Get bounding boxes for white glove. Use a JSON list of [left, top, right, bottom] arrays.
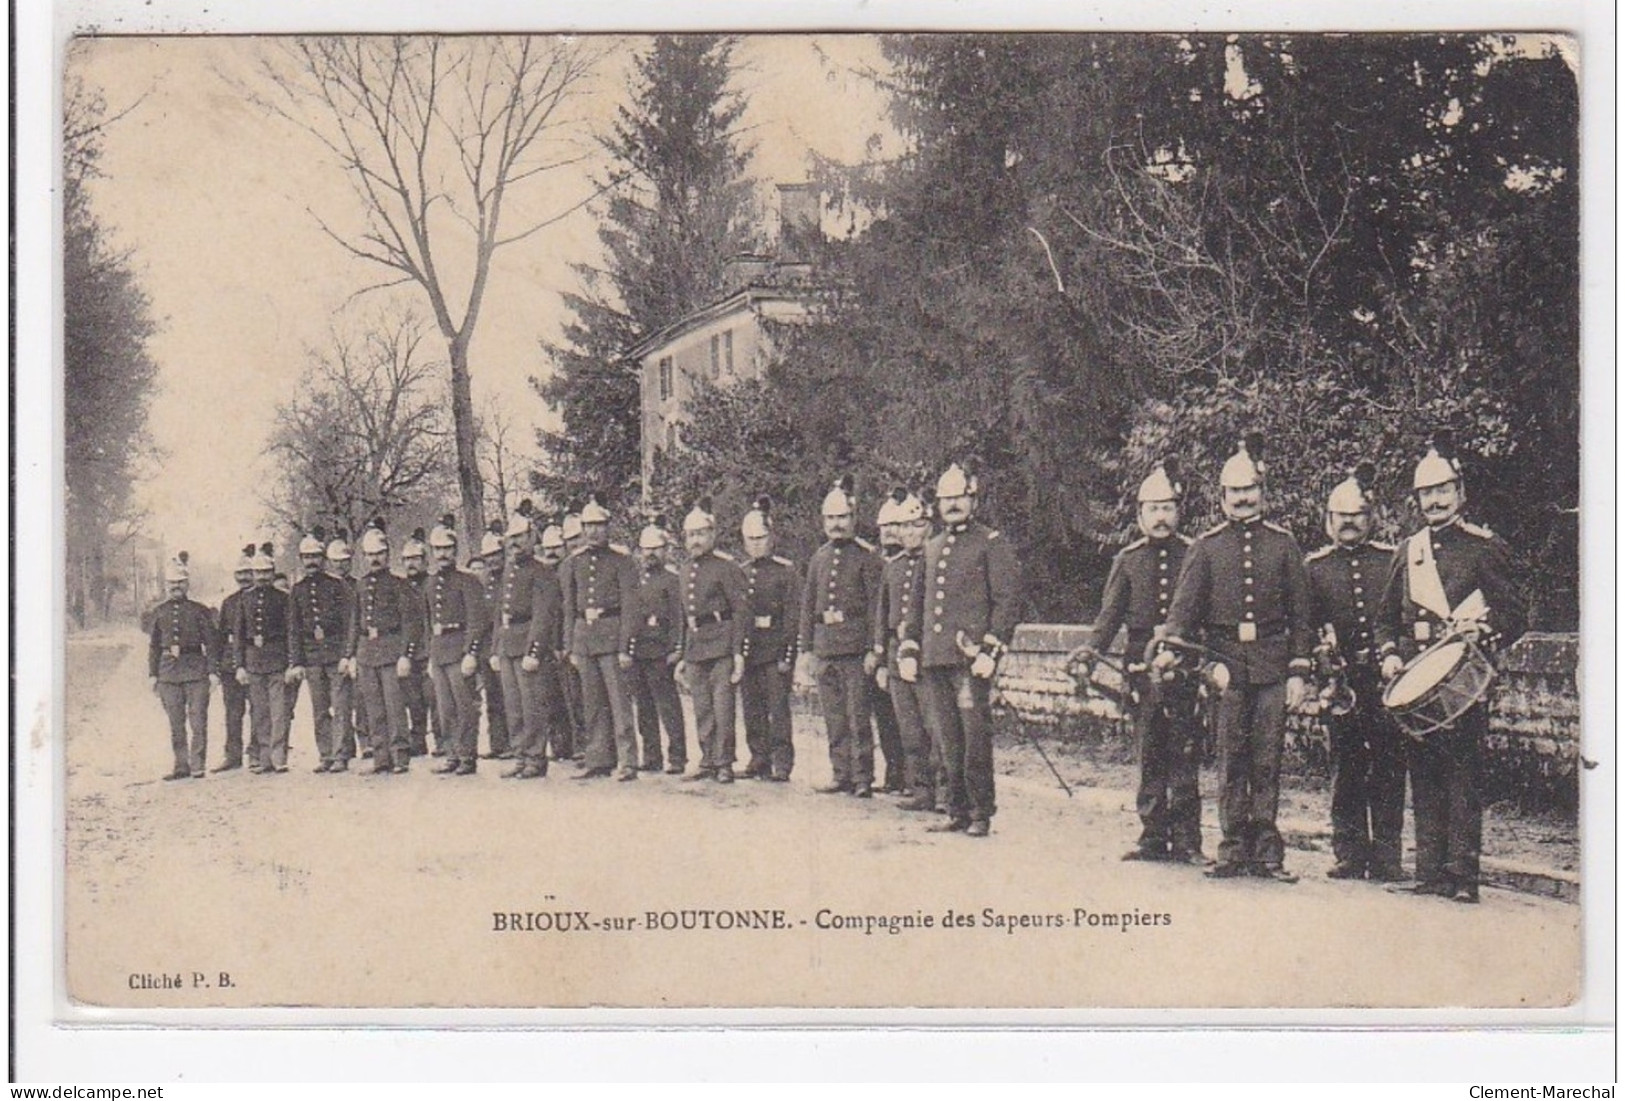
[[208, 673, 221, 689], [970, 651, 997, 680], [730, 654, 745, 685], [862, 651, 880, 678], [1285, 676, 1307, 712], [489, 654, 501, 673], [460, 654, 477, 678], [234, 667, 249, 687], [1381, 654, 1404, 680], [898, 655, 918, 683], [521, 654, 540, 674], [1151, 649, 1179, 674], [285, 666, 305, 685], [395, 656, 411, 679], [617, 653, 634, 671], [875, 666, 890, 691]]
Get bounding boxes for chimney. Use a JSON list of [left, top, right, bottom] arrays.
[[776, 183, 821, 260], [721, 253, 773, 292]]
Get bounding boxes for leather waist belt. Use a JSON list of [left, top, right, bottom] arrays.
[[432, 623, 464, 634], [364, 627, 401, 639], [166, 644, 204, 656], [1207, 621, 1286, 642], [579, 607, 621, 622], [688, 611, 732, 629], [500, 615, 531, 627]]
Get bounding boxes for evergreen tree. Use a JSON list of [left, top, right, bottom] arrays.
[[533, 35, 758, 508]]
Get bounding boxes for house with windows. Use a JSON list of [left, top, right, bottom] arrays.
[[630, 183, 823, 497]]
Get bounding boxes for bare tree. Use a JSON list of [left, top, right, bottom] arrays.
[[256, 36, 607, 541], [474, 393, 526, 524], [263, 309, 456, 539]]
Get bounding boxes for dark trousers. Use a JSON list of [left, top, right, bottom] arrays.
[[1408, 702, 1487, 886], [356, 663, 410, 769], [886, 666, 933, 799], [871, 677, 904, 787], [402, 659, 434, 755], [817, 655, 873, 787], [479, 660, 510, 755], [246, 672, 289, 770], [561, 663, 586, 758], [1328, 672, 1407, 872], [1214, 680, 1287, 867], [741, 661, 794, 778], [304, 663, 353, 764], [921, 665, 996, 822], [687, 655, 737, 772], [1129, 675, 1203, 856], [157, 679, 209, 775], [220, 675, 247, 766], [498, 655, 554, 770], [630, 656, 687, 769], [429, 660, 478, 766]]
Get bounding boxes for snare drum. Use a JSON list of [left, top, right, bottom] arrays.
[[1381, 636, 1497, 740]]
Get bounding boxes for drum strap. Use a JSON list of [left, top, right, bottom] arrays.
[[1405, 531, 1452, 620]]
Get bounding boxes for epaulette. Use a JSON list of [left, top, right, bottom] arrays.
[[987, 529, 1003, 540], [1177, 533, 1194, 546], [1304, 545, 1335, 563], [1369, 540, 1396, 553], [855, 537, 876, 552], [1459, 521, 1494, 539], [1122, 536, 1149, 553], [1263, 520, 1293, 536], [771, 554, 793, 567], [610, 542, 630, 555], [1199, 522, 1228, 539], [664, 564, 680, 576], [713, 549, 736, 562]]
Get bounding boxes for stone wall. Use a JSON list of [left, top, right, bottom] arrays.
[[992, 624, 1581, 816]]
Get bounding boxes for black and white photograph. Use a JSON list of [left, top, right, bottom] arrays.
[[19, 2, 1611, 1073]]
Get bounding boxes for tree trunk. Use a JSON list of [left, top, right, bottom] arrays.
[[449, 342, 485, 544]]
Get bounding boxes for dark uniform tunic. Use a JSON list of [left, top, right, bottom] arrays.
[[289, 570, 358, 767], [741, 553, 801, 780], [682, 550, 749, 774], [348, 569, 425, 771], [874, 546, 933, 800], [917, 520, 1021, 826], [869, 548, 907, 791], [402, 571, 436, 755], [424, 567, 491, 768], [216, 585, 252, 767], [1090, 533, 1201, 857], [1305, 539, 1405, 876], [149, 595, 220, 777], [626, 563, 687, 771], [494, 557, 565, 771], [561, 543, 639, 773], [1376, 517, 1524, 891], [800, 537, 884, 789], [231, 583, 294, 771], [1166, 517, 1313, 869]]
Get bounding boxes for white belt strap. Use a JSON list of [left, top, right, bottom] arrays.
[[1405, 530, 1452, 619]]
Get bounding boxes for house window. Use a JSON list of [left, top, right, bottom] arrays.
[[658, 356, 673, 401], [724, 329, 734, 375], [709, 334, 721, 379]]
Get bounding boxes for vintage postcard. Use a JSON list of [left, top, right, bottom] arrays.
[[47, 22, 1596, 1027]]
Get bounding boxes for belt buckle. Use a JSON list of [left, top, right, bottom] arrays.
[[647, 615, 659, 628], [253, 635, 264, 648], [1414, 621, 1431, 642], [755, 615, 773, 629], [433, 624, 444, 636], [502, 614, 511, 628], [585, 608, 602, 623], [169, 645, 181, 658], [1237, 622, 1257, 643], [313, 625, 324, 642], [823, 609, 844, 625], [688, 616, 700, 631], [368, 627, 379, 639]]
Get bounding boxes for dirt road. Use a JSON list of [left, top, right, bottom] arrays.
[[66, 630, 1581, 1011]]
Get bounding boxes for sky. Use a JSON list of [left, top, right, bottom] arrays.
[[70, 34, 899, 579]]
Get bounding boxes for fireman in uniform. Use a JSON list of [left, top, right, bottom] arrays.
[[536, 520, 575, 763], [475, 521, 512, 761], [347, 521, 425, 774], [231, 542, 293, 774], [421, 516, 490, 775], [626, 519, 688, 774], [738, 498, 800, 783], [556, 512, 589, 762], [868, 504, 907, 793], [289, 526, 358, 773], [1072, 459, 1203, 862], [677, 499, 749, 783], [491, 503, 564, 779], [1377, 433, 1525, 903], [561, 497, 639, 781], [800, 476, 884, 797], [324, 530, 363, 766], [400, 530, 436, 757], [1304, 463, 1406, 881], [148, 552, 220, 780], [916, 463, 1020, 837], [871, 488, 936, 811], [1163, 435, 1313, 881], [213, 549, 255, 771]]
